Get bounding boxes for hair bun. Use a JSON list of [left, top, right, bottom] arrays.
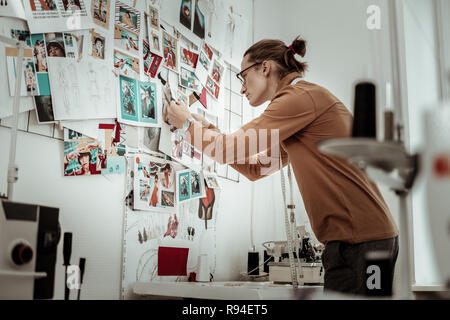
[[291, 37, 306, 57]]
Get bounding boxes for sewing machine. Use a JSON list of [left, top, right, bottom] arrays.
[[264, 226, 324, 285], [0, 199, 60, 299]]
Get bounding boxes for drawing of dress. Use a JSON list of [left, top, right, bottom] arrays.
[[88, 63, 101, 114], [58, 66, 71, 115], [150, 184, 158, 206]]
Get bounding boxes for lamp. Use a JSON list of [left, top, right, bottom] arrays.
[[0, 2, 27, 200]]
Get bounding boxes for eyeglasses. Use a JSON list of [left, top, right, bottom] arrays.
[[236, 62, 262, 86]]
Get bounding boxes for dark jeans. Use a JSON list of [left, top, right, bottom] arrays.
[[322, 236, 399, 296]]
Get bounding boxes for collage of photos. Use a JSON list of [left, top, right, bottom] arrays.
[[194, 41, 223, 100], [118, 75, 159, 127], [114, 1, 141, 61], [176, 169, 206, 203], [134, 155, 176, 213], [147, 5, 162, 55]]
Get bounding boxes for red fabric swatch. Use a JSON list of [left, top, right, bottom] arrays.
[[157, 246, 189, 276]]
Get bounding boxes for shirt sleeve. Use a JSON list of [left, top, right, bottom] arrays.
[[185, 86, 316, 179]]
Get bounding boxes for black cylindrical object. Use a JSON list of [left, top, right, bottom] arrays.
[[352, 82, 377, 138], [364, 250, 393, 296], [263, 250, 274, 274], [63, 233, 72, 266], [247, 251, 260, 276]]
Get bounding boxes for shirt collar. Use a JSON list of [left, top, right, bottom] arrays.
[[272, 72, 303, 100]]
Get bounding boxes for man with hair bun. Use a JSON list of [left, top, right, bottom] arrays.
[[166, 36, 399, 295]]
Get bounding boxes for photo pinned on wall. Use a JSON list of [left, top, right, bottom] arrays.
[[45, 32, 84, 60], [118, 75, 160, 127], [198, 50, 210, 70], [114, 49, 140, 78], [23, 0, 91, 34], [90, 30, 106, 60], [179, 45, 198, 71], [162, 30, 178, 73], [149, 29, 162, 55], [114, 24, 139, 57], [176, 169, 205, 203], [179, 67, 199, 91], [211, 59, 224, 84], [205, 75, 219, 100], [34, 95, 55, 124], [202, 42, 213, 61], [63, 129, 102, 176], [92, 0, 111, 29], [142, 127, 162, 154], [143, 40, 163, 78], [193, 0, 205, 39], [133, 154, 177, 213], [63, 127, 125, 177], [115, 0, 141, 34], [176, 90, 188, 106], [96, 122, 127, 174], [6, 47, 40, 97], [148, 5, 159, 30], [203, 171, 221, 189], [179, 0, 193, 31]]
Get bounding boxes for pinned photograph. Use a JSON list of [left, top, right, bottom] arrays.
[[179, 0, 192, 30], [150, 29, 161, 55], [162, 31, 178, 73], [34, 95, 55, 123], [29, 34, 48, 72], [62, 0, 82, 11], [176, 169, 206, 203], [190, 170, 202, 197], [180, 67, 199, 91], [149, 5, 159, 30], [139, 82, 157, 124], [204, 172, 221, 189], [193, 1, 205, 39], [211, 59, 224, 84], [180, 45, 199, 70], [206, 75, 220, 99], [143, 127, 161, 153], [178, 171, 190, 202], [203, 42, 213, 60], [64, 130, 102, 176], [198, 51, 210, 70], [92, 0, 110, 29], [148, 52, 163, 78], [115, 0, 141, 34], [114, 25, 139, 56], [91, 31, 106, 60], [120, 75, 138, 122], [114, 49, 140, 77], [45, 33, 67, 57]]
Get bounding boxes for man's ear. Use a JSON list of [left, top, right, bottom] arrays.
[[261, 60, 271, 77]]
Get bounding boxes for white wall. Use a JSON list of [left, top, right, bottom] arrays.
[[401, 0, 443, 286]]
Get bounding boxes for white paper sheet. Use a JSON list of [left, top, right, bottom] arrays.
[[47, 57, 117, 120], [22, 0, 94, 34]]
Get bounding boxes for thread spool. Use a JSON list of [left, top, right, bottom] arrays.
[[247, 251, 259, 276], [352, 82, 377, 138], [196, 254, 209, 282]]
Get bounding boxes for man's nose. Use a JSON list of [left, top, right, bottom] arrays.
[[240, 85, 246, 95]]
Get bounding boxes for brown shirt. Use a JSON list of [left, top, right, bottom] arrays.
[[187, 72, 399, 244]]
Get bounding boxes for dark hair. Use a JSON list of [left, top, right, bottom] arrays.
[[77, 152, 91, 165], [243, 36, 308, 78], [47, 42, 66, 56]]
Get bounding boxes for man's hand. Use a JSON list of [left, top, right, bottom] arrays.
[[167, 100, 192, 129]]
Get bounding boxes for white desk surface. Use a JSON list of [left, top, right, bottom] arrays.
[[133, 281, 324, 300]]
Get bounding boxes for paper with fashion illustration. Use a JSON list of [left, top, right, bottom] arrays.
[[162, 30, 178, 73], [113, 49, 140, 78], [118, 75, 161, 127], [22, 0, 93, 34], [176, 168, 206, 204], [47, 58, 116, 120], [134, 154, 177, 213], [63, 127, 125, 177], [203, 171, 220, 189]]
